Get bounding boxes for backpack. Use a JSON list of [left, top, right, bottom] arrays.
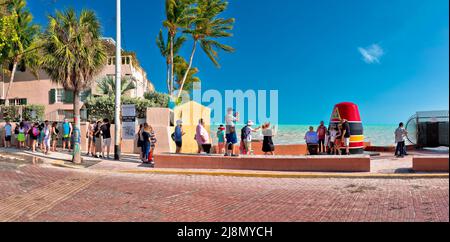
[[32, 127, 39, 137], [241, 126, 251, 141]]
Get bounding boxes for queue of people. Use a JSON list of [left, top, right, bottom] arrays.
[[1, 118, 112, 159], [136, 123, 157, 165]]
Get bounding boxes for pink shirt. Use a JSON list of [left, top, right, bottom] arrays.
[[196, 124, 210, 145]]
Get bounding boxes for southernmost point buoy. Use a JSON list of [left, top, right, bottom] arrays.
[[330, 102, 365, 154]]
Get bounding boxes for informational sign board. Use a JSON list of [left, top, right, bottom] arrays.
[[122, 105, 136, 140]]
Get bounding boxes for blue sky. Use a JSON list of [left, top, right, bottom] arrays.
[[28, 0, 449, 124]]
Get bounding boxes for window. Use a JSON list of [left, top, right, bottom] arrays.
[[56, 89, 64, 103], [6, 98, 27, 106]]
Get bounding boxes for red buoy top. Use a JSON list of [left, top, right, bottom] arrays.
[[330, 102, 362, 123]]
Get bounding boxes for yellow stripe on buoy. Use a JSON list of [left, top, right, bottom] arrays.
[[350, 135, 364, 142]]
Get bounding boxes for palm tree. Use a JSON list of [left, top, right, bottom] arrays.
[[177, 0, 235, 99], [163, 0, 195, 96], [173, 55, 200, 92], [41, 9, 106, 164], [156, 29, 185, 94], [2, 0, 40, 105], [97, 76, 136, 96]]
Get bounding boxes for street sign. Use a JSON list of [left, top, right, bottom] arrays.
[[122, 105, 136, 140]]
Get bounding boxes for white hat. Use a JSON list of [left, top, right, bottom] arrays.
[[247, 120, 254, 126], [176, 120, 183, 125]]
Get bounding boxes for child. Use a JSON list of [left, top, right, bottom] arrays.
[[324, 127, 331, 154], [17, 122, 26, 149], [216, 125, 226, 154]]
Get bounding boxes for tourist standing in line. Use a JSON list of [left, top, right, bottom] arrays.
[[216, 125, 226, 154], [94, 120, 103, 158], [196, 119, 211, 154], [225, 108, 239, 157], [23, 119, 31, 149], [335, 124, 343, 155], [341, 119, 351, 155], [38, 123, 45, 151], [149, 125, 157, 163], [241, 120, 260, 155], [174, 120, 185, 153], [14, 123, 20, 148], [317, 121, 327, 154], [43, 121, 51, 155], [324, 127, 331, 154], [395, 122, 408, 158], [136, 124, 144, 160], [29, 123, 40, 153], [3, 120, 13, 148], [141, 123, 151, 163], [329, 126, 339, 155], [101, 118, 112, 159], [86, 120, 95, 156], [51, 122, 59, 152], [305, 126, 319, 155], [62, 119, 73, 152], [262, 123, 276, 156], [17, 122, 26, 149]]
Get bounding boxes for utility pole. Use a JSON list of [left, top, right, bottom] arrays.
[[114, 0, 122, 161]]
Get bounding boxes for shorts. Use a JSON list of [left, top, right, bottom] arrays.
[[226, 132, 238, 145], [102, 138, 111, 148], [44, 138, 51, 148], [344, 138, 350, 147], [175, 141, 182, 148], [243, 141, 252, 152], [63, 134, 70, 142], [5, 136, 11, 142]]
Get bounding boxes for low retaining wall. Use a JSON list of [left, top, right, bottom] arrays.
[[154, 154, 371, 172], [413, 156, 449, 172]]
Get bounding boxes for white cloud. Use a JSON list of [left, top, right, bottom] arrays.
[[358, 44, 385, 64]]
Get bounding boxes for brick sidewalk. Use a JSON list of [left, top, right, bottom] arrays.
[[0, 160, 448, 222]]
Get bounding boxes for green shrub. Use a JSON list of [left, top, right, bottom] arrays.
[[85, 93, 169, 122], [0, 104, 45, 122]]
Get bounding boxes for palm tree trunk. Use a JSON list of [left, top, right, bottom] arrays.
[[166, 61, 171, 94], [72, 90, 82, 164], [177, 40, 197, 99], [169, 34, 175, 97], [4, 60, 18, 106]]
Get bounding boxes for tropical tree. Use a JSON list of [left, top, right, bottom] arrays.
[[2, 0, 40, 105], [173, 55, 200, 92], [177, 0, 235, 99], [163, 0, 195, 96], [97, 76, 136, 96], [41, 9, 106, 164], [156, 29, 185, 94]]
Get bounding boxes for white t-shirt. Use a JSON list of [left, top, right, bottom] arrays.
[[330, 130, 338, 143]]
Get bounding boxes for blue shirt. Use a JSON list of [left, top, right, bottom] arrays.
[[305, 131, 319, 144], [4, 124, 12, 136], [174, 126, 183, 142], [63, 122, 71, 135]]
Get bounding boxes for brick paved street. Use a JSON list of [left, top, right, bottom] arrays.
[[0, 156, 448, 222]]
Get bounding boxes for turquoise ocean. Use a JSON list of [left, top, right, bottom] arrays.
[[210, 124, 400, 146]]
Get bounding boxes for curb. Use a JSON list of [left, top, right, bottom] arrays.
[[117, 169, 450, 179]]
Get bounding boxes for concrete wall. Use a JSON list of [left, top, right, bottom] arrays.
[[413, 156, 449, 172], [155, 154, 371, 172], [174, 101, 211, 154]]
